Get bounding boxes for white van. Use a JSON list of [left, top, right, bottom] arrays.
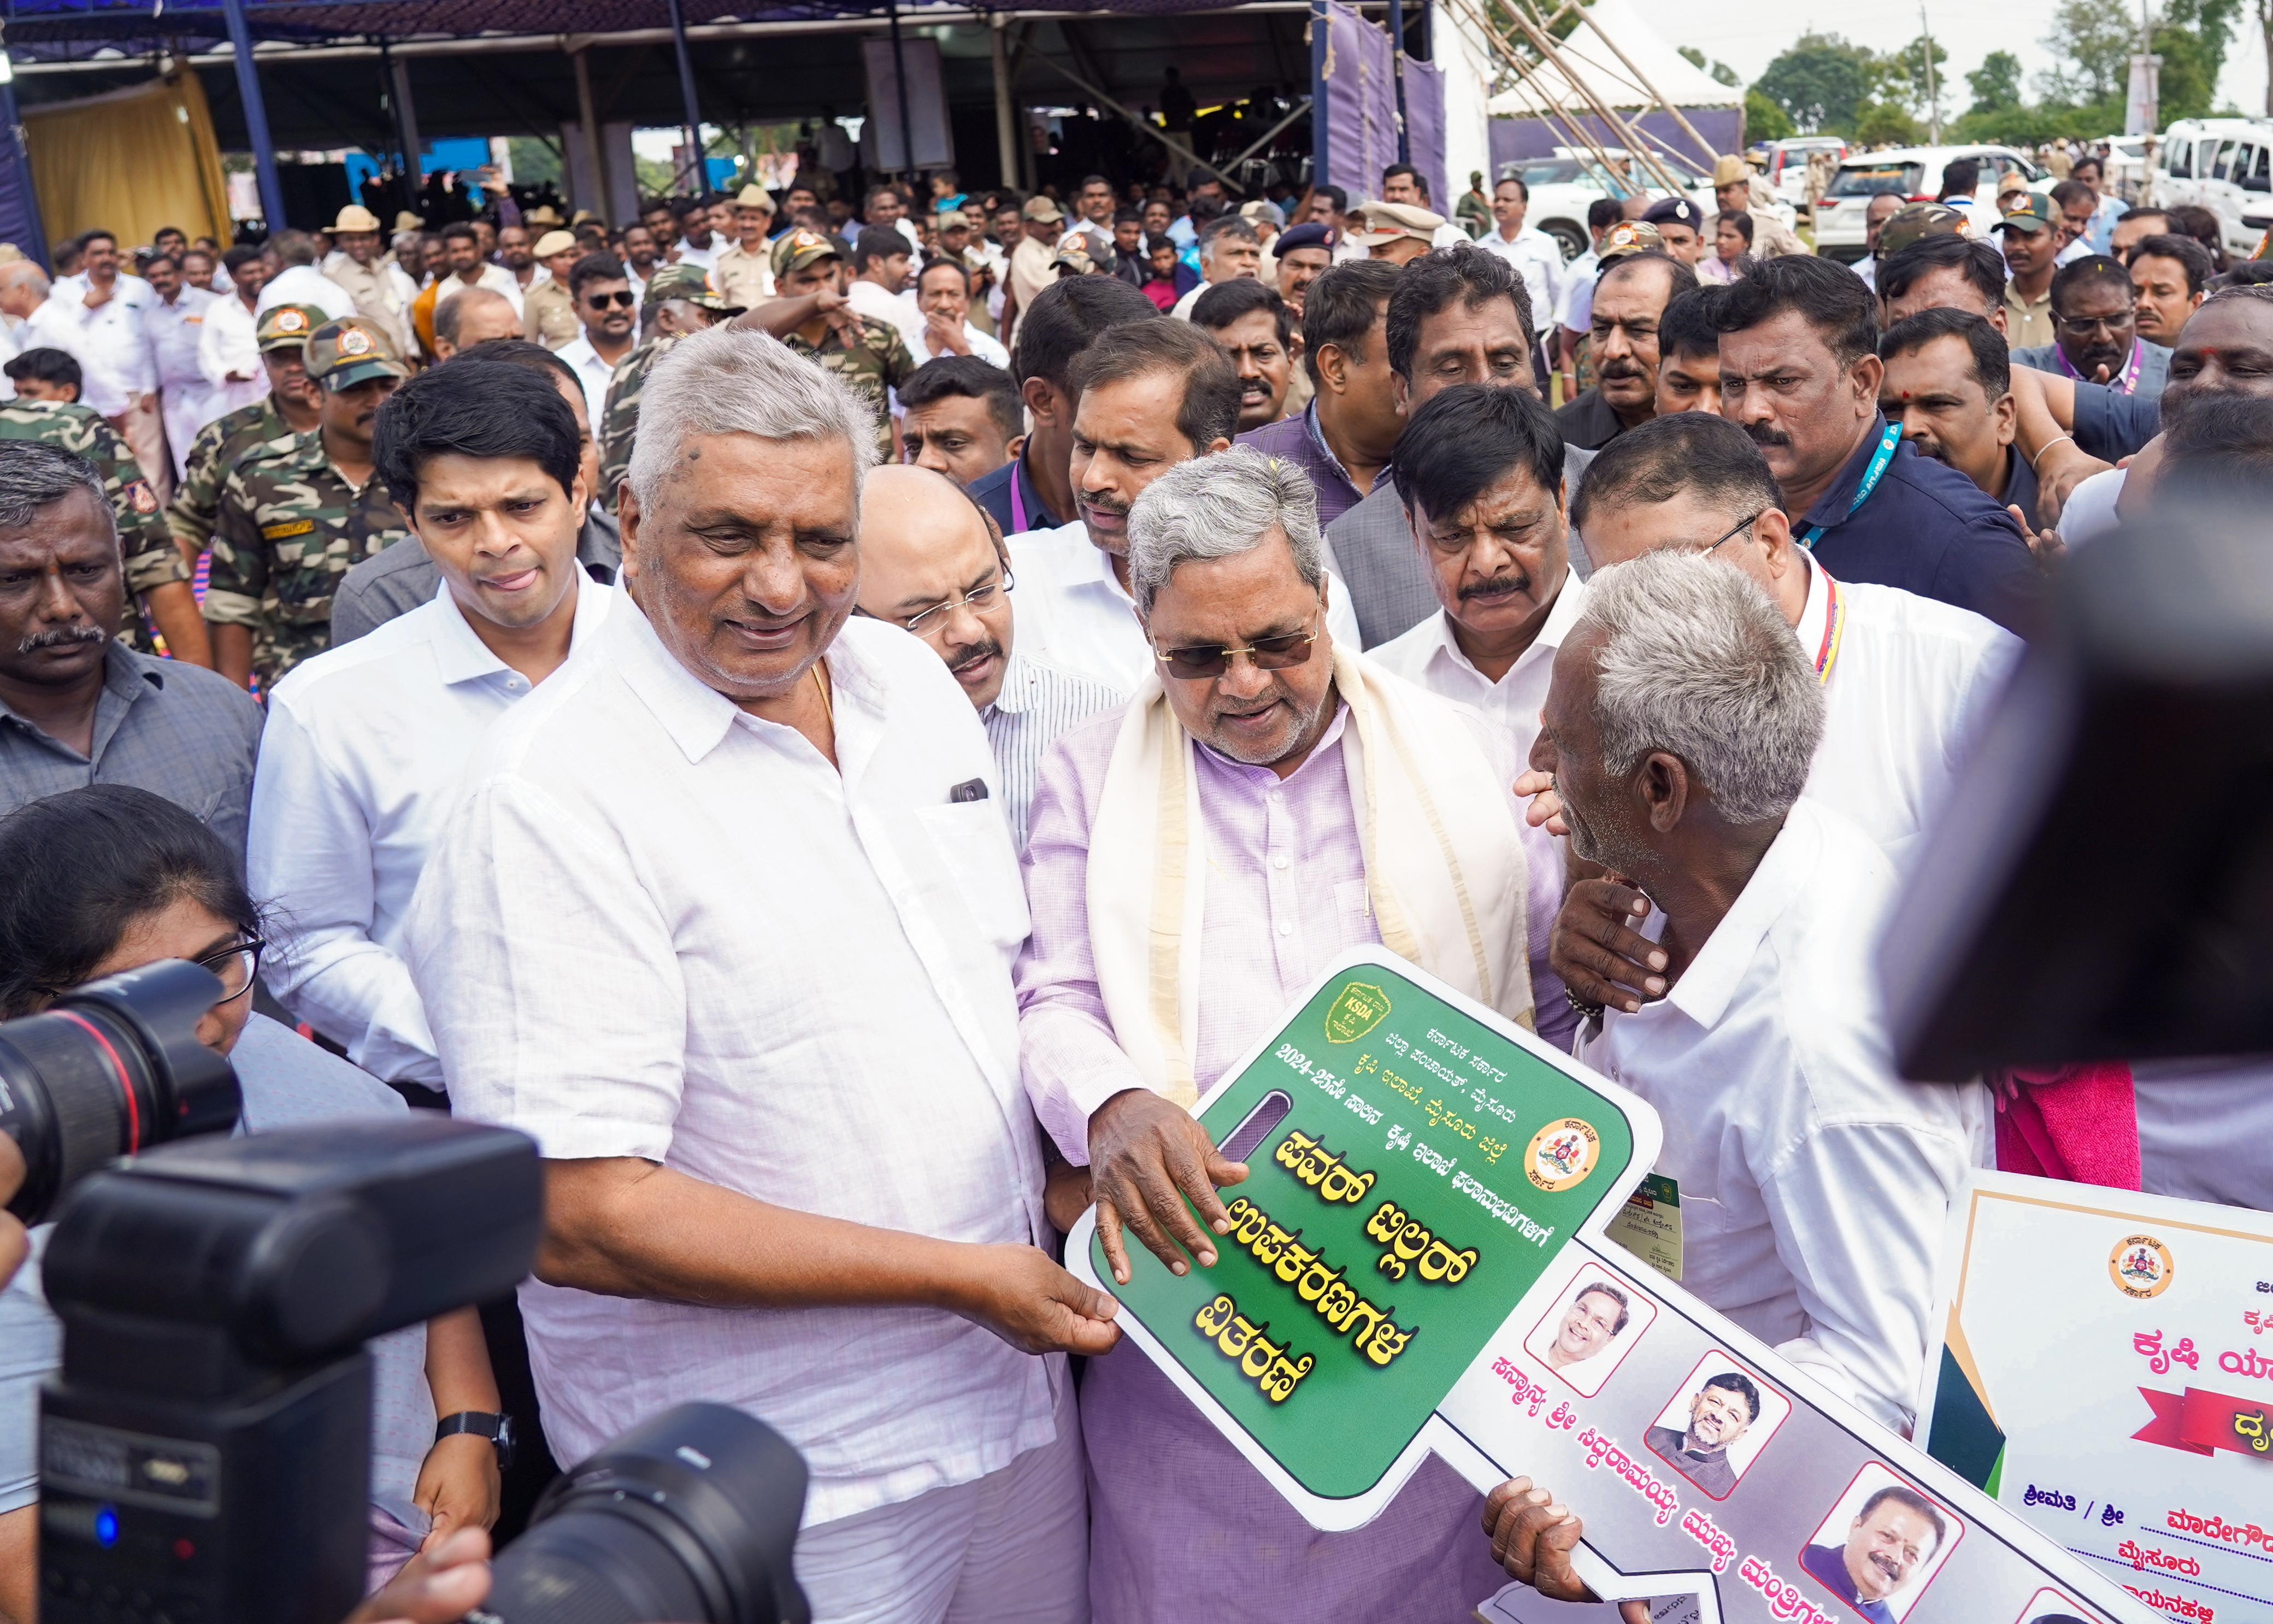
[[2152, 117, 2273, 256], [1812, 145, 2046, 261]]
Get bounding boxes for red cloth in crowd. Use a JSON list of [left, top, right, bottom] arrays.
[[1994, 1060, 2141, 1190]]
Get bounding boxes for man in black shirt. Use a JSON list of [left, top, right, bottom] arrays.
[[1710, 255, 2044, 636]]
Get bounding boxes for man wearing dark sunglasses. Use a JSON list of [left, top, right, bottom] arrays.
[[559, 252, 638, 427], [1018, 445, 1569, 1624]]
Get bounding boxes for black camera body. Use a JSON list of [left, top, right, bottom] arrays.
[[38, 1117, 544, 1624]]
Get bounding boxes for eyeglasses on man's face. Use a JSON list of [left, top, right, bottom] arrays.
[[1151, 617, 1321, 681], [868, 572, 1013, 639]]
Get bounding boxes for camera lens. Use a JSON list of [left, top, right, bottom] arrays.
[[0, 960, 241, 1223], [484, 1403, 810, 1624]]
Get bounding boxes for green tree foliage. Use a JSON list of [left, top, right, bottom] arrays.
[[1744, 86, 1797, 143], [1854, 101, 1925, 146], [505, 138, 563, 189], [1756, 32, 1875, 133], [1888, 33, 1951, 123], [1966, 50, 2027, 113], [1677, 44, 1744, 87], [2035, 0, 2135, 105]]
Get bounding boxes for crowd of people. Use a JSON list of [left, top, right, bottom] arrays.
[[0, 138, 2260, 1624]]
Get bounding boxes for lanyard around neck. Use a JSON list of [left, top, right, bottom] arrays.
[[1797, 422, 1902, 551]]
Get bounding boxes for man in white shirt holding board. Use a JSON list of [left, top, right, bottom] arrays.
[[405, 327, 1118, 1623], [248, 358, 612, 1100]]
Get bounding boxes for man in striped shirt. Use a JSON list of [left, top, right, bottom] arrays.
[[855, 464, 1123, 847]]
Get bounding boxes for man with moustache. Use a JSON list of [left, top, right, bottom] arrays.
[[1324, 246, 1597, 647], [1879, 309, 2040, 531], [1877, 232, 2009, 334], [2012, 255, 2170, 397], [1709, 255, 2041, 635], [1801, 1487, 1948, 1624], [1371, 384, 1587, 771], [1236, 260, 1402, 526], [1644, 1371, 1760, 1498], [900, 357, 1026, 490], [853, 464, 1121, 847], [1558, 252, 1699, 450], [968, 275, 1158, 538], [203, 317, 414, 687], [1271, 221, 1335, 316], [1008, 319, 1358, 689], [2128, 234, 2210, 349], [1191, 280, 1298, 431]]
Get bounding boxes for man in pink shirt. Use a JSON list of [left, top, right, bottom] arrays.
[[1016, 446, 1571, 1621]]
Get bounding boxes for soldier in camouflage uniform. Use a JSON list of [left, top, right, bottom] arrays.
[[0, 370, 203, 662], [167, 303, 326, 560], [760, 228, 916, 461], [203, 317, 413, 687], [595, 262, 743, 512]]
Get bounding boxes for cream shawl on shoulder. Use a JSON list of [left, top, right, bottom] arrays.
[[1087, 645, 1535, 1107]]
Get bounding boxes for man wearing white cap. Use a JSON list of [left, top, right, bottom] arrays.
[[521, 230, 582, 350], [713, 185, 778, 311], [1351, 201, 1444, 267], [321, 205, 413, 357]]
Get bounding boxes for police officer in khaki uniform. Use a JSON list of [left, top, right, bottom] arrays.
[[203, 317, 413, 687], [595, 263, 743, 511], [321, 205, 415, 357], [713, 184, 779, 312], [749, 228, 916, 462], [522, 230, 584, 351]]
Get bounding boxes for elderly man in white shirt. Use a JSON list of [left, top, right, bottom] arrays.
[[250, 359, 611, 1099], [1477, 176, 1565, 356], [853, 464, 1122, 849], [1019, 447, 1569, 1623], [254, 230, 358, 323], [1370, 384, 1587, 763], [0, 264, 79, 402], [1010, 320, 1358, 690], [907, 258, 1011, 369], [1535, 550, 1987, 1423], [1529, 412, 2021, 1034], [404, 326, 1118, 1624]]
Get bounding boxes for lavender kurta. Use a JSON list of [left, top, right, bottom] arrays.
[[1016, 700, 1573, 1623]]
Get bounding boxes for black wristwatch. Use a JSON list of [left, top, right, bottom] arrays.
[[435, 1410, 516, 1471]]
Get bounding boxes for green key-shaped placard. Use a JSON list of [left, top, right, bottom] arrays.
[[1075, 950, 1650, 1522]]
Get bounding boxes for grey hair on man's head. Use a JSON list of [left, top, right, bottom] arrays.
[[627, 325, 879, 515], [1126, 447, 1323, 615], [0, 442, 111, 535], [0, 262, 50, 299], [1574, 550, 1822, 826]]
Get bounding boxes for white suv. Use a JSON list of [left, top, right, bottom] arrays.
[[1812, 145, 2047, 262], [2152, 117, 2273, 257], [1498, 148, 1718, 262]]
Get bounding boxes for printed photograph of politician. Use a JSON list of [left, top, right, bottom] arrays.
[[1522, 1261, 1659, 1397], [2010, 1588, 2100, 1624], [1798, 1463, 1965, 1624], [1642, 1350, 1791, 1499]]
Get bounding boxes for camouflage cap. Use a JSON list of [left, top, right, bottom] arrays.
[[256, 303, 328, 353], [645, 261, 745, 313], [770, 228, 843, 281], [305, 316, 411, 390], [1881, 202, 1970, 256], [1595, 220, 1664, 264]]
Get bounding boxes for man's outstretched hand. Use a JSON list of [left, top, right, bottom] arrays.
[[1483, 1478, 1594, 1599], [1086, 1088, 1249, 1285]]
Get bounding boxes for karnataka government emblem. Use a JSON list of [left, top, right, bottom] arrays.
[[338, 327, 374, 357], [1323, 982, 1390, 1045], [2110, 1233, 2175, 1299], [1526, 1118, 1600, 1193], [275, 310, 308, 332]]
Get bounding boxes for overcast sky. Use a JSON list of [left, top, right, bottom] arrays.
[[1623, 0, 2267, 130]]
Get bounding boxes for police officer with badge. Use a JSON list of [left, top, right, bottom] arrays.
[[594, 262, 743, 513], [0, 356, 206, 665], [749, 227, 917, 461], [168, 303, 327, 564], [203, 317, 412, 688]]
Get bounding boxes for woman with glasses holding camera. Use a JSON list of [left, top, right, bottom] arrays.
[[0, 784, 507, 1617]]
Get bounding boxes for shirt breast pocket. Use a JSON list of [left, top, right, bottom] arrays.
[[914, 799, 1030, 950]]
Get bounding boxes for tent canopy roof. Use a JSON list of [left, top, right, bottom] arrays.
[[1486, 0, 1741, 117]]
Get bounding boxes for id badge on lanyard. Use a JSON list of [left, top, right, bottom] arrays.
[[1797, 422, 1902, 551]]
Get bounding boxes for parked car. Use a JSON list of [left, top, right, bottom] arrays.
[[1753, 137, 1850, 204], [1812, 145, 2047, 262], [1498, 147, 1717, 261], [2151, 117, 2273, 256]]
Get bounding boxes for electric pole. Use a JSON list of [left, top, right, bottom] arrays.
[[1919, 3, 1941, 144]]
